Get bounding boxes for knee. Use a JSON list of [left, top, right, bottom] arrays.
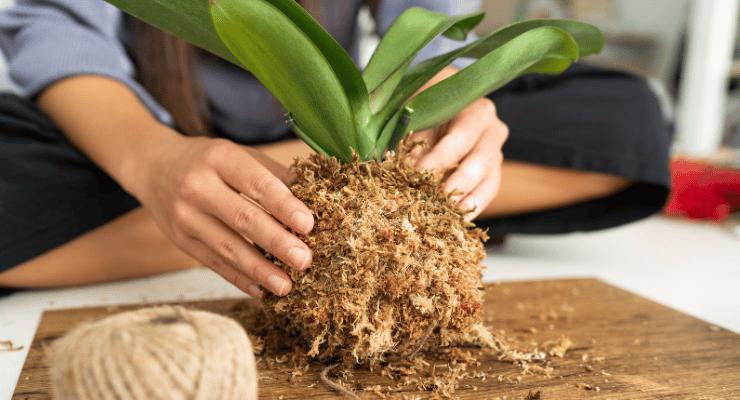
[[599, 75, 672, 185], [625, 76, 667, 130]]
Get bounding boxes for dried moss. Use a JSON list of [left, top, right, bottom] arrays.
[[262, 145, 492, 366], [525, 391, 542, 400], [0, 339, 23, 352]]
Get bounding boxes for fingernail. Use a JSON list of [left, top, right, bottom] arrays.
[[246, 284, 263, 298], [268, 274, 289, 296], [287, 246, 311, 270], [291, 211, 313, 234]]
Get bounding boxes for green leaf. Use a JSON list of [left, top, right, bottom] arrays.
[[367, 58, 412, 113], [372, 20, 602, 133], [363, 7, 484, 109], [286, 114, 330, 157], [259, 0, 372, 153], [407, 26, 579, 132], [210, 0, 357, 161], [463, 19, 603, 58], [371, 107, 409, 159], [107, 0, 371, 160], [105, 0, 602, 162], [104, 0, 238, 64]]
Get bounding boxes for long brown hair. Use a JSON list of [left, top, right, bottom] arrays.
[[131, 0, 379, 136], [131, 20, 209, 136]]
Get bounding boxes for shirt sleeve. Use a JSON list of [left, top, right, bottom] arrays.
[[0, 0, 171, 124], [376, 0, 482, 69]]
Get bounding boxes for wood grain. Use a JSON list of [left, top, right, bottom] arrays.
[[12, 279, 740, 399]]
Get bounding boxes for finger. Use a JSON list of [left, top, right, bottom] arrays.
[[245, 147, 295, 184], [416, 100, 494, 171], [444, 125, 505, 198], [407, 128, 438, 160], [212, 145, 314, 235], [180, 237, 264, 298], [459, 169, 502, 221], [199, 176, 312, 271], [183, 210, 293, 296]]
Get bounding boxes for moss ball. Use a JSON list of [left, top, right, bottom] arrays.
[[264, 149, 493, 365]]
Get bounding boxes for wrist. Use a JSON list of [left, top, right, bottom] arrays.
[[116, 123, 184, 200]]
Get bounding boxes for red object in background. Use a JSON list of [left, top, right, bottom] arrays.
[[664, 159, 740, 222]]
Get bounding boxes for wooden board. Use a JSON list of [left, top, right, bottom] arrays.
[[12, 278, 740, 399]]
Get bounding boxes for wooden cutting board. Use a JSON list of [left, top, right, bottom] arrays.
[[12, 278, 740, 399]]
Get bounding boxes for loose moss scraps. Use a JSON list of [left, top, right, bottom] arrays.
[[0, 339, 23, 352], [525, 391, 542, 399], [233, 293, 573, 399], [263, 146, 492, 366]]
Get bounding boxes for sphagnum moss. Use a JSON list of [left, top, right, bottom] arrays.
[[263, 144, 493, 367]]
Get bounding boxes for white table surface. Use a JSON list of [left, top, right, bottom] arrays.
[[1, 216, 738, 399]]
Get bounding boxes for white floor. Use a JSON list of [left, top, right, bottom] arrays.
[[0, 216, 738, 399]]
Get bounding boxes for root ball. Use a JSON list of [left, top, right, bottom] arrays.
[[264, 149, 491, 365]]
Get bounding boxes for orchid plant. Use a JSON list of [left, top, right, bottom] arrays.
[[106, 0, 603, 162]]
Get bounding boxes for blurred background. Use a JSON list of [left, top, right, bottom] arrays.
[[478, 0, 740, 159]]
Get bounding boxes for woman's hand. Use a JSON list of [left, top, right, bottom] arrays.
[[411, 97, 509, 220], [133, 133, 314, 298], [37, 76, 311, 297]]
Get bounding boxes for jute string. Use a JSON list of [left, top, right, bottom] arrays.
[[48, 306, 257, 400]]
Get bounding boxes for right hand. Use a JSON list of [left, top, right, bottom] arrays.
[[133, 134, 314, 298]]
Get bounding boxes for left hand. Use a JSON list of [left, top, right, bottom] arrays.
[[411, 97, 509, 220]]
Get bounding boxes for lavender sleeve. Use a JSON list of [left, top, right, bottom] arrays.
[[376, 0, 482, 68], [0, 0, 171, 124]]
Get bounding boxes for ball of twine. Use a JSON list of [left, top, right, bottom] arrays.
[[48, 306, 257, 400]]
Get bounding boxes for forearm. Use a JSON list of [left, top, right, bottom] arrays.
[[37, 75, 179, 198]]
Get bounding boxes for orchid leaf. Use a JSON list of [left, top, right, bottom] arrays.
[[364, 7, 484, 110], [406, 26, 580, 132], [372, 19, 604, 130], [258, 0, 372, 151], [104, 0, 603, 163], [104, 0, 237, 64], [465, 19, 603, 59], [210, 0, 356, 160]]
